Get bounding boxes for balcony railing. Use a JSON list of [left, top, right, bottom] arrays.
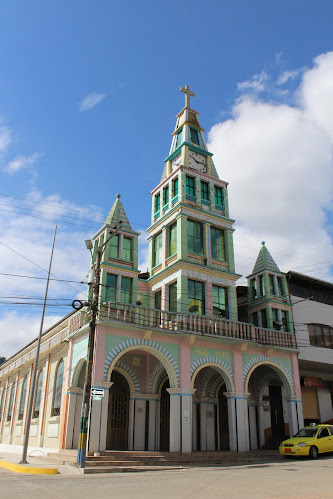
[[102, 302, 296, 349]]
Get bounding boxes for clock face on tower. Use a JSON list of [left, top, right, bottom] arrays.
[[188, 151, 206, 173]]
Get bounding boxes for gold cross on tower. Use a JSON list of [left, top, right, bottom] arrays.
[[180, 84, 195, 108]]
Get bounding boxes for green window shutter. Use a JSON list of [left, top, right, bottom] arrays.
[[121, 277, 132, 304], [168, 223, 177, 256], [110, 234, 119, 259], [188, 279, 205, 315], [153, 232, 163, 266], [211, 227, 225, 261], [154, 290, 161, 310], [123, 237, 132, 261], [175, 130, 182, 148], [187, 220, 203, 255], [190, 127, 200, 146], [214, 186, 223, 206], [163, 186, 169, 205], [201, 181, 209, 201], [155, 194, 160, 213], [169, 281, 178, 312], [172, 177, 178, 197], [212, 286, 229, 318], [106, 273, 117, 301], [186, 176, 195, 196]]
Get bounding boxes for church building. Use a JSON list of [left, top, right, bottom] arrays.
[[0, 86, 304, 456]]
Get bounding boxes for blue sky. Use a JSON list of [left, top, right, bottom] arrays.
[[1, 1, 333, 356]]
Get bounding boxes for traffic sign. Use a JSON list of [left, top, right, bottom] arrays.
[[91, 388, 104, 397]]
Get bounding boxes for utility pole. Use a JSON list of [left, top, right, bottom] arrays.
[[77, 222, 122, 468], [20, 226, 57, 464]]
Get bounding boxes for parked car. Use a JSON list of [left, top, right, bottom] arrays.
[[279, 424, 333, 458]]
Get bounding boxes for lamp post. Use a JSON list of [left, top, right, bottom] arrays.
[[77, 222, 122, 468]]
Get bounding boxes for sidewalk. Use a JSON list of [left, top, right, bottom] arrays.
[[0, 451, 80, 475]]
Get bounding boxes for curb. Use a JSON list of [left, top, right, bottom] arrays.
[[0, 459, 58, 475]]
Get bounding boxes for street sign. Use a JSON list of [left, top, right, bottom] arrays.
[[93, 396, 102, 401], [91, 388, 104, 397]]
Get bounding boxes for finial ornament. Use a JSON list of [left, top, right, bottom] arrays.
[[261, 241, 265, 246], [116, 194, 121, 199], [180, 84, 195, 108]]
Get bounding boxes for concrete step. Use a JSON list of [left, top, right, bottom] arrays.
[[81, 465, 185, 474]]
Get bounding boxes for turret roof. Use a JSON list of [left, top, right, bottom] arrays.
[[252, 241, 281, 274], [105, 194, 133, 232]]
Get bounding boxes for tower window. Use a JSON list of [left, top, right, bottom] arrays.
[[172, 177, 178, 197], [186, 176, 196, 197], [169, 281, 177, 313], [261, 309, 267, 328], [212, 286, 228, 319], [187, 220, 203, 255], [110, 234, 119, 259], [163, 185, 169, 206], [153, 232, 163, 267], [259, 275, 265, 296], [154, 193, 160, 214], [168, 223, 177, 256], [175, 130, 182, 149], [201, 181, 209, 201], [188, 280, 205, 315], [250, 279, 257, 299], [190, 128, 200, 146], [106, 274, 117, 302], [214, 186, 223, 207], [277, 277, 284, 297], [120, 277, 132, 304], [269, 275, 276, 295], [211, 227, 225, 261], [123, 237, 132, 261], [281, 310, 289, 332]]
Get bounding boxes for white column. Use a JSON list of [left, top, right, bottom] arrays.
[[64, 387, 82, 449], [148, 395, 159, 451], [273, 275, 278, 295], [99, 381, 112, 452], [192, 401, 197, 451], [224, 393, 237, 452], [181, 390, 195, 453], [116, 275, 121, 302], [167, 389, 181, 452], [88, 382, 112, 453], [286, 396, 302, 438], [200, 401, 207, 451], [132, 394, 147, 451]]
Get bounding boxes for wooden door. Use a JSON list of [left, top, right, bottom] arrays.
[[218, 384, 229, 450]]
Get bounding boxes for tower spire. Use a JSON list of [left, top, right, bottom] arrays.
[[180, 84, 195, 108]]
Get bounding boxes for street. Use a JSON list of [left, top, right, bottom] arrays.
[[0, 456, 333, 499]]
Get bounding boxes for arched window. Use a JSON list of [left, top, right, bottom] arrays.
[[34, 370, 43, 419], [77, 361, 86, 389], [18, 377, 28, 420], [7, 383, 15, 422], [52, 360, 64, 416]]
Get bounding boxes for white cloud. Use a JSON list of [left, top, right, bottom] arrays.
[[0, 191, 105, 356], [277, 69, 300, 85], [0, 126, 11, 153], [79, 92, 106, 111], [237, 70, 269, 93], [208, 51, 333, 285], [4, 152, 40, 174]]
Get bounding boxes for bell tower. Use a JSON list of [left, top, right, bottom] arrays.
[[147, 86, 240, 320]]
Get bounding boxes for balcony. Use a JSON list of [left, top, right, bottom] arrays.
[[101, 302, 296, 350]]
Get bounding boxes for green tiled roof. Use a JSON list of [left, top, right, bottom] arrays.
[[105, 194, 133, 232], [252, 242, 280, 274]]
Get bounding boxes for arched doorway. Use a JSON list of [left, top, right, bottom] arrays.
[[192, 366, 231, 451], [159, 378, 170, 451], [107, 371, 130, 450]]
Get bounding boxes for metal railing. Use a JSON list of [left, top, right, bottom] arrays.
[[102, 302, 296, 349]]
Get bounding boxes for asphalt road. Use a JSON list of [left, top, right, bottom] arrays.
[[1, 456, 333, 499]]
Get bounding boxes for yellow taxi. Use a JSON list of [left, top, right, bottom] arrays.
[[279, 424, 333, 458]]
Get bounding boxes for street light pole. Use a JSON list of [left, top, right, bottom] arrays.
[[77, 222, 122, 468]]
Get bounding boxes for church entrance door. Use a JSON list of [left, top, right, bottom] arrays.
[[107, 371, 130, 450], [159, 379, 170, 451], [269, 385, 284, 436]]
